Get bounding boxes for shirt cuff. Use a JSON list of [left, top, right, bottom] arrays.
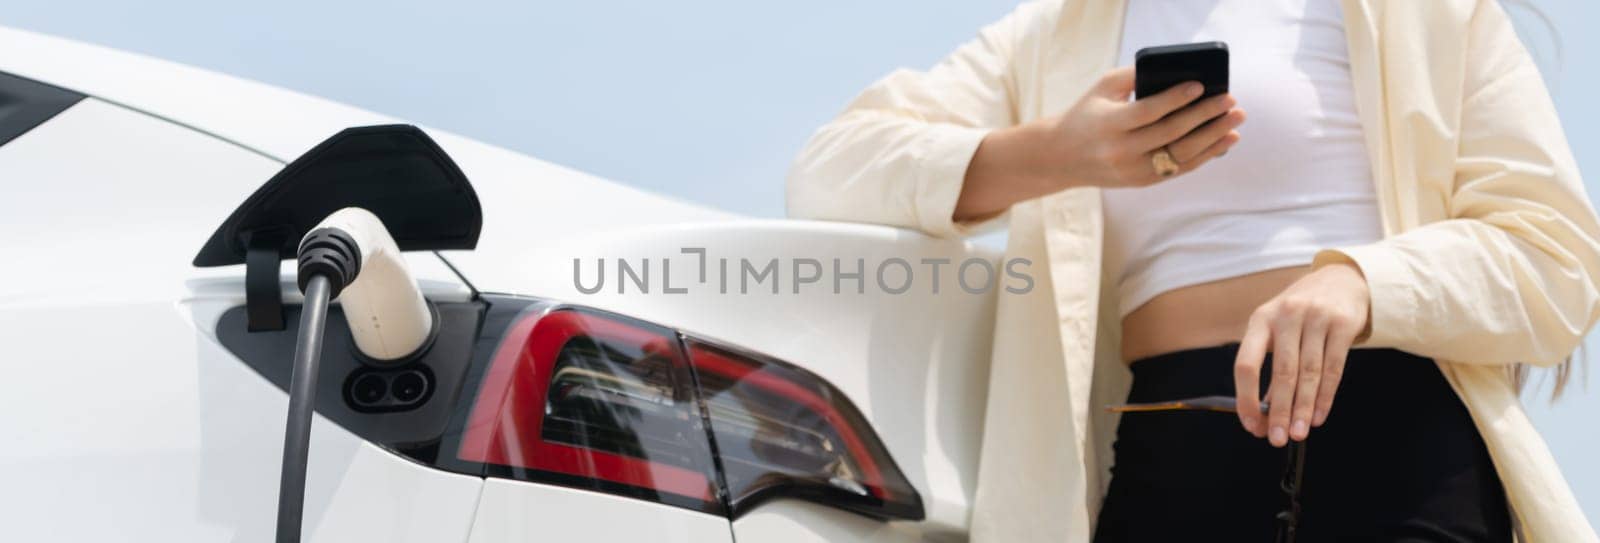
[[913, 123, 995, 238], [1312, 244, 1418, 350]]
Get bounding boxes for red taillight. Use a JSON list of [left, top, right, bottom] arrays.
[[456, 304, 922, 520], [686, 340, 921, 519], [458, 309, 720, 510]]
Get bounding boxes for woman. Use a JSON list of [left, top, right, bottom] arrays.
[[787, 0, 1599, 541]]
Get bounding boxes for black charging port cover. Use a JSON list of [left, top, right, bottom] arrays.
[[191, 124, 483, 331]]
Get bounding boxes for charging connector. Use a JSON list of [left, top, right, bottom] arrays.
[[305, 208, 435, 363], [275, 207, 435, 543]]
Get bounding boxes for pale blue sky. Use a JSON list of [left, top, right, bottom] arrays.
[[9, 0, 1597, 524]]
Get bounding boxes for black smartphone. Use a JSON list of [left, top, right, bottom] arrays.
[[1135, 41, 1229, 100]]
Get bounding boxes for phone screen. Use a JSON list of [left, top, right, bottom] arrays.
[[1135, 41, 1229, 100]]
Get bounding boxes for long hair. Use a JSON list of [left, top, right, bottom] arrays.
[[1497, 0, 1583, 401]]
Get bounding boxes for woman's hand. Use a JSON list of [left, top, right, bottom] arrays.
[[1234, 262, 1371, 447], [1049, 66, 1245, 189], [955, 66, 1246, 221]]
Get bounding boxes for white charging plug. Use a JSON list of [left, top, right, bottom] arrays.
[[298, 207, 435, 363]]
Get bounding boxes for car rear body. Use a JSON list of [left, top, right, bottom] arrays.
[[0, 26, 998, 542]]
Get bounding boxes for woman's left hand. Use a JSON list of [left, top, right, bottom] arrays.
[[1234, 262, 1371, 447]]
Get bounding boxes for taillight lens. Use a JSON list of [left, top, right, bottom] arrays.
[[457, 308, 722, 513], [456, 304, 922, 520], [686, 340, 923, 520]]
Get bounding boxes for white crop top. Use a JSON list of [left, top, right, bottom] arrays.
[[1101, 0, 1383, 318]]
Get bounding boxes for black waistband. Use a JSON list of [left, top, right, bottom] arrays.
[[1126, 343, 1440, 405]]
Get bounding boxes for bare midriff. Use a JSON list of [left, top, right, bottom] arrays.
[[1120, 265, 1309, 363]]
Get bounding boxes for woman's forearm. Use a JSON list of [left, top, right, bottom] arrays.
[[953, 123, 1072, 222]]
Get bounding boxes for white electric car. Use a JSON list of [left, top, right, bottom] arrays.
[[0, 27, 1001, 542]]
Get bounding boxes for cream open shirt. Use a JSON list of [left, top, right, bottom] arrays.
[[787, 1, 1600, 541]]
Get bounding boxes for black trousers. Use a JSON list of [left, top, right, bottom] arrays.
[[1093, 345, 1512, 542]]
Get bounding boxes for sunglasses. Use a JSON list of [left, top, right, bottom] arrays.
[[1107, 395, 1304, 543]]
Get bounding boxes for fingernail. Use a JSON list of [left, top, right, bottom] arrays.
[[1291, 420, 1308, 439], [1313, 409, 1327, 426], [1187, 83, 1203, 97], [1269, 426, 1286, 446]]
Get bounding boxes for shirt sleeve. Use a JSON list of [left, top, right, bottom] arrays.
[[1312, 0, 1600, 366], [785, 1, 1057, 238]]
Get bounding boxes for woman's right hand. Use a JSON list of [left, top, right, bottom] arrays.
[[955, 67, 1245, 220], [1052, 66, 1244, 188]]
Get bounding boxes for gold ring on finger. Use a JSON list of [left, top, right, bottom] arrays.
[[1151, 147, 1180, 177]]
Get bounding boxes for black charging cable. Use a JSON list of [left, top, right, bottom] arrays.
[[276, 229, 360, 543]]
